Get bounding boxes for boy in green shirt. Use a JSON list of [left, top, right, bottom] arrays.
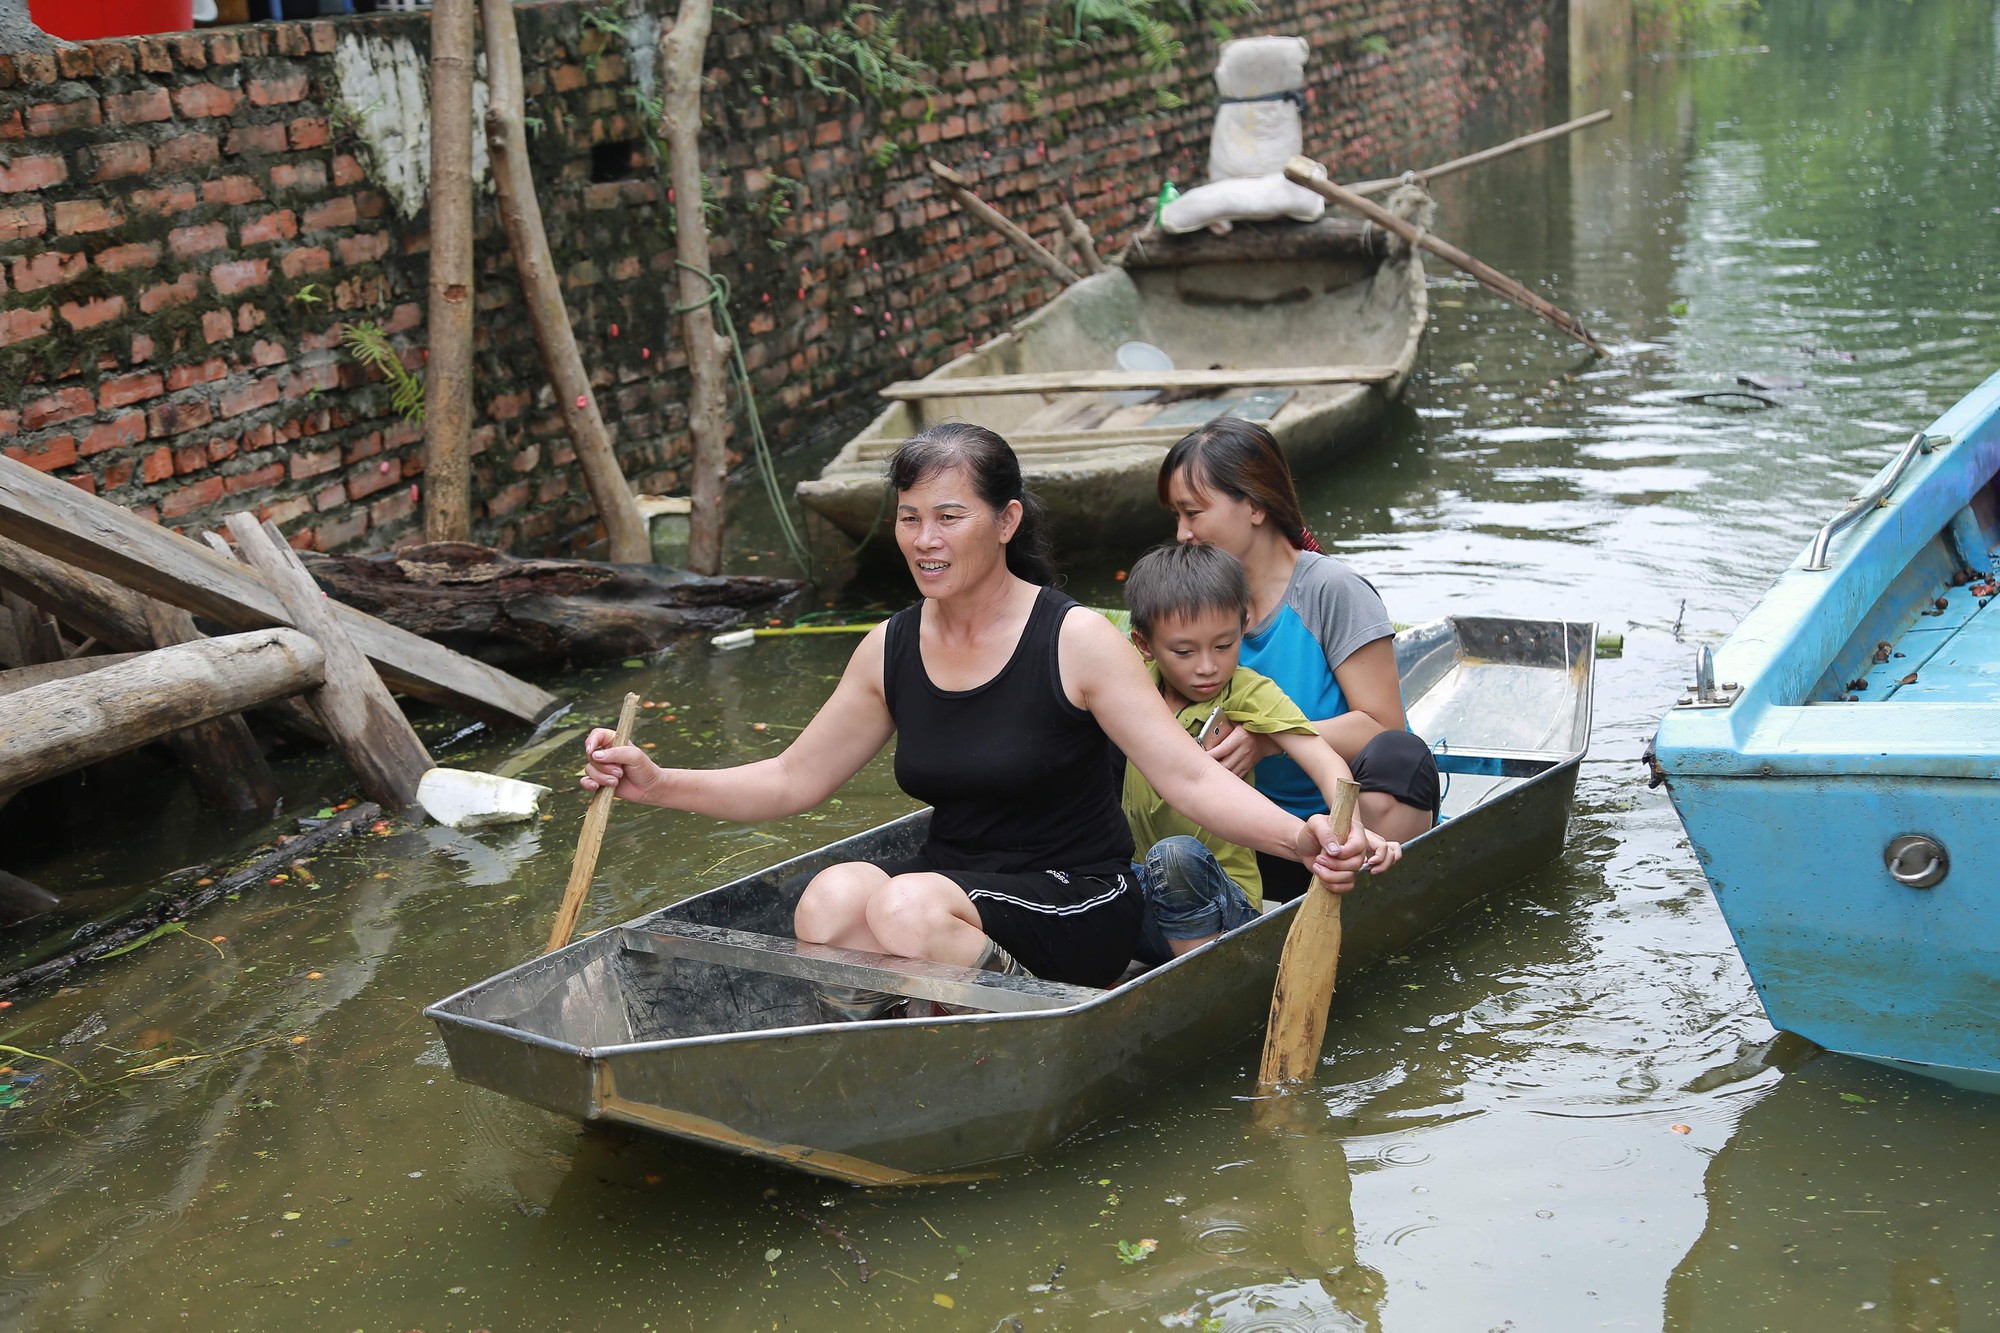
[[1122, 542, 1368, 961]]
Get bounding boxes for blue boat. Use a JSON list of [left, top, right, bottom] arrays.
[[1652, 369, 2000, 1094]]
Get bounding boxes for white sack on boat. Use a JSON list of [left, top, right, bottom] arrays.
[[1160, 172, 1326, 235], [1210, 35, 1309, 181]]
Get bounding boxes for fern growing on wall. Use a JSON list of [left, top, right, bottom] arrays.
[[342, 322, 426, 426]]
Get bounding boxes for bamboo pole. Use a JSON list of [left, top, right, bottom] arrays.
[[546, 691, 641, 953], [659, 0, 734, 576], [1348, 109, 1614, 196], [480, 0, 651, 564], [423, 0, 476, 542], [1283, 157, 1610, 358], [1058, 201, 1107, 276], [927, 159, 1081, 286], [1257, 778, 1361, 1094]]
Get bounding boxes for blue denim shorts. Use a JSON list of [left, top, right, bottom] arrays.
[[1133, 835, 1262, 965]]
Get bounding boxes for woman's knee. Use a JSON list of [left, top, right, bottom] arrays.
[[865, 873, 974, 953], [794, 861, 887, 942]]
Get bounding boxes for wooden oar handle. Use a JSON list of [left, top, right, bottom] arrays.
[[1257, 776, 1362, 1094], [545, 691, 641, 954]]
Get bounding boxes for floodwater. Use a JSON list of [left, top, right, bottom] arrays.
[[5, 1, 2000, 1327]]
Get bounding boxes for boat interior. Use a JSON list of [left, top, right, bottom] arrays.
[[1806, 481, 2000, 704], [433, 617, 1594, 1054]]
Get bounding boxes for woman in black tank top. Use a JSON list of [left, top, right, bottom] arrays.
[[581, 425, 1383, 1004]]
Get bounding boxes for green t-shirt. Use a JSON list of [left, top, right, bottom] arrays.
[[1121, 663, 1318, 908]]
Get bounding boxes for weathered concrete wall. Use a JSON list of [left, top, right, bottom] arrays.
[[0, 0, 1560, 555]]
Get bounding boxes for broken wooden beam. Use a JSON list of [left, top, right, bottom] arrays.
[[0, 629, 324, 792], [0, 454, 559, 726], [879, 364, 1400, 400], [0, 654, 144, 696], [227, 514, 433, 811], [142, 598, 281, 815]]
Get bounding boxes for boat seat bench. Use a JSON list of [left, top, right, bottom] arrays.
[[618, 922, 1101, 1015], [1431, 746, 1568, 777]]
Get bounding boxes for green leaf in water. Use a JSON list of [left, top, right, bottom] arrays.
[[622, 659, 645, 669], [100, 922, 191, 959], [1840, 1092, 1869, 1103], [1669, 300, 1689, 316]]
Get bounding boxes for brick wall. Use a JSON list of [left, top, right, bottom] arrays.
[[0, 0, 1558, 556]]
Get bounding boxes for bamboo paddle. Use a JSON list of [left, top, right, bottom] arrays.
[[546, 691, 641, 954], [1258, 776, 1361, 1093]]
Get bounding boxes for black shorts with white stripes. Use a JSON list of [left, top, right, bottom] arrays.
[[869, 855, 1142, 989]]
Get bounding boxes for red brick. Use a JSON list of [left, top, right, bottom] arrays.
[[315, 511, 367, 550], [173, 442, 208, 474], [100, 459, 134, 489], [247, 69, 309, 105], [267, 160, 326, 192], [129, 185, 198, 216], [147, 398, 214, 437], [11, 250, 87, 292], [281, 246, 330, 278], [141, 446, 174, 482], [172, 82, 242, 119], [222, 377, 282, 418], [223, 121, 287, 155], [287, 116, 329, 150], [23, 386, 94, 430], [201, 174, 263, 205], [129, 332, 154, 362], [369, 486, 417, 529], [261, 495, 311, 526], [59, 293, 125, 331], [208, 32, 241, 65], [64, 473, 97, 496], [0, 203, 43, 242], [92, 44, 138, 77], [27, 97, 101, 136], [99, 369, 165, 410], [154, 132, 221, 172], [138, 273, 202, 314], [206, 436, 236, 463], [54, 199, 121, 235], [55, 46, 95, 78], [169, 222, 228, 258], [103, 85, 172, 123], [211, 258, 269, 294], [289, 445, 339, 479], [84, 140, 151, 182], [312, 480, 343, 510], [200, 309, 234, 343], [239, 209, 296, 245], [13, 52, 57, 84], [0, 306, 50, 347], [346, 458, 400, 500], [80, 411, 147, 456], [0, 153, 65, 193], [302, 196, 357, 231], [160, 476, 225, 518], [172, 34, 209, 68], [167, 358, 227, 390], [96, 240, 162, 274], [5, 435, 77, 472], [0, 409, 17, 437], [249, 338, 287, 366], [282, 362, 339, 398], [236, 303, 266, 332], [331, 153, 365, 187], [338, 231, 389, 265], [225, 461, 284, 494]]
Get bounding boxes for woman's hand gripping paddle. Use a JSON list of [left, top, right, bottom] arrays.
[[546, 692, 641, 954], [1258, 777, 1362, 1095]]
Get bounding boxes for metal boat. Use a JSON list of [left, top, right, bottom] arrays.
[[795, 205, 1430, 555], [429, 614, 1594, 1185], [1652, 369, 2000, 1092]]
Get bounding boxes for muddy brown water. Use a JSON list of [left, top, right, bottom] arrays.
[[5, 3, 2000, 1328]]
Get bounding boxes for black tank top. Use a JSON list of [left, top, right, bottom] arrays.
[[884, 585, 1135, 874]]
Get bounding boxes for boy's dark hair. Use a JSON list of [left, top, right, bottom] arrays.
[[1124, 542, 1251, 636]]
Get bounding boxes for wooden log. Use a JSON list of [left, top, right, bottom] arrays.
[[660, 0, 735, 575], [1118, 215, 1391, 269], [1058, 201, 1107, 276], [226, 515, 432, 811], [0, 802, 381, 999], [482, 0, 651, 565], [0, 453, 560, 726], [928, 158, 1081, 286], [880, 364, 1398, 400], [1347, 109, 1614, 196], [297, 541, 802, 671], [0, 654, 143, 696], [1283, 157, 1610, 358], [0, 629, 324, 792], [0, 589, 39, 668], [424, 0, 477, 542], [142, 599, 280, 815]]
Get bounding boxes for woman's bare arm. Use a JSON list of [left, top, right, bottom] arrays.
[[580, 625, 896, 822], [1314, 636, 1406, 759], [1269, 730, 1401, 872]]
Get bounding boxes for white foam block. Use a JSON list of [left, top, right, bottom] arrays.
[[417, 767, 552, 830]]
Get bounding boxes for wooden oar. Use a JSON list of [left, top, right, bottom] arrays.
[[1258, 776, 1361, 1094], [1283, 156, 1610, 358], [1348, 109, 1613, 196], [545, 691, 640, 954], [927, 158, 1082, 286]]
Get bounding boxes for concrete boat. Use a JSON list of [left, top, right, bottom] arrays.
[[1652, 369, 2000, 1093], [428, 614, 1593, 1185], [795, 204, 1430, 555]]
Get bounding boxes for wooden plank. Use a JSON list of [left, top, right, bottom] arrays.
[[0, 654, 144, 696], [0, 629, 324, 791], [0, 453, 559, 726], [880, 364, 1399, 400], [226, 513, 433, 810], [0, 590, 38, 669], [619, 920, 1100, 1013], [142, 598, 280, 815]]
